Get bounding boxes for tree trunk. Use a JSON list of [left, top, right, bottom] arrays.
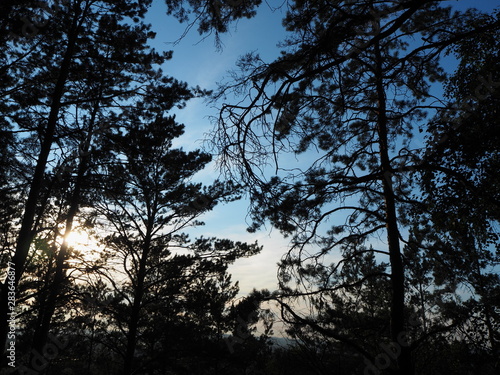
[[374, 40, 413, 375], [30, 94, 98, 362], [0, 10, 82, 354], [122, 227, 153, 375]]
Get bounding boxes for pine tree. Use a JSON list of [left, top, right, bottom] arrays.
[[211, 2, 500, 373], [84, 81, 261, 374]]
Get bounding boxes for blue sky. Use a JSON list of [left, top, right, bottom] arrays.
[[143, 0, 500, 305], [144, 1, 290, 300]]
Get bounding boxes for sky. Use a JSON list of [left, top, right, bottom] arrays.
[[144, 1, 291, 301], [142, 0, 500, 310]]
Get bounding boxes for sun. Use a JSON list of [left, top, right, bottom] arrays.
[[63, 227, 104, 264], [64, 228, 92, 249], [65, 229, 87, 246]]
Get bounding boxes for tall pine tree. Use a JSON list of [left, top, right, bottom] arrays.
[[211, 2, 500, 374]]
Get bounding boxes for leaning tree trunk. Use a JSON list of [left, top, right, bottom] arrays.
[[30, 94, 99, 363], [0, 10, 83, 354]]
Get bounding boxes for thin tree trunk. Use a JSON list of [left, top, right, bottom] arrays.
[[122, 227, 153, 375], [374, 40, 412, 375]]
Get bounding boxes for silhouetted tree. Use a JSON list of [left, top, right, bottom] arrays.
[[0, 0, 264, 355], [85, 82, 261, 374], [407, 10, 500, 373], [211, 2, 500, 374], [0, 0, 163, 353]]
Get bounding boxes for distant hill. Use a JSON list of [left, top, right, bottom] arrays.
[[268, 336, 296, 350]]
